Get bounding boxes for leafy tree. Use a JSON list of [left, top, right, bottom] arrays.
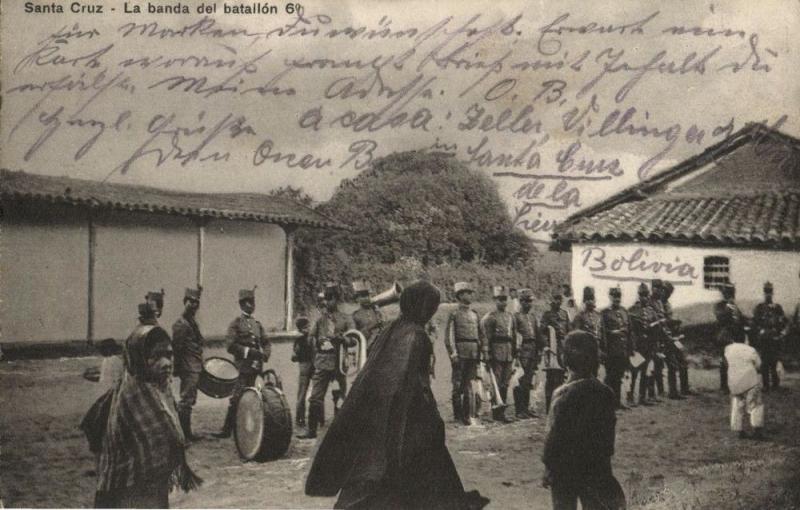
[[270, 150, 536, 309], [318, 150, 534, 265]]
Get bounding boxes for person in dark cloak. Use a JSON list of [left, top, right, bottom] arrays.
[[305, 280, 489, 510]]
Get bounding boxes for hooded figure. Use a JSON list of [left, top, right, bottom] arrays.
[[305, 281, 488, 510], [95, 325, 201, 508]]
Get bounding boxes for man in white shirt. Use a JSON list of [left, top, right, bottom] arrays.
[[724, 336, 765, 440]]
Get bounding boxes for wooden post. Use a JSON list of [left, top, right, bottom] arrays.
[[87, 214, 96, 343], [284, 226, 295, 331], [197, 221, 206, 288]]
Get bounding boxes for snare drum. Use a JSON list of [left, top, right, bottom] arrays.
[[198, 357, 239, 398], [235, 383, 292, 461]]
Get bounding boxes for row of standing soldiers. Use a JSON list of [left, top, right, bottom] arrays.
[[444, 279, 696, 427], [215, 281, 390, 441], [148, 277, 791, 442], [715, 281, 789, 393], [145, 281, 395, 442]]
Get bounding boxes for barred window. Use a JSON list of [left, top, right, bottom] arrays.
[[703, 256, 730, 289]]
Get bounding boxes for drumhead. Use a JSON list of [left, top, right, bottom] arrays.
[[204, 357, 238, 380], [235, 388, 265, 461]]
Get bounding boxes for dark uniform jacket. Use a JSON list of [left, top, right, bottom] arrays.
[[293, 333, 314, 364], [227, 313, 270, 375], [601, 306, 632, 359], [752, 302, 786, 350], [714, 300, 747, 346], [444, 305, 487, 360], [543, 376, 616, 482], [629, 300, 659, 356], [312, 310, 356, 372], [571, 308, 604, 345], [539, 309, 571, 368], [650, 299, 674, 351], [482, 310, 517, 362], [172, 314, 204, 376], [352, 306, 384, 351], [514, 310, 540, 360]]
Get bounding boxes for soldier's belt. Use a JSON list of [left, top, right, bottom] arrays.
[[490, 337, 514, 343], [521, 338, 537, 344], [455, 338, 479, 343]]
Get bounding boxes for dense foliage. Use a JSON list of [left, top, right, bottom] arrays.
[[270, 150, 538, 310]]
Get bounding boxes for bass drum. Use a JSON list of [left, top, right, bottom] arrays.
[[235, 385, 292, 462]]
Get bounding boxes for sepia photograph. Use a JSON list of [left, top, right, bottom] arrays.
[[1, 0, 798, 508]]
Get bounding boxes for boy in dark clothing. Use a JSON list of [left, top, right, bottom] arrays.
[[542, 331, 625, 510], [292, 317, 314, 428]]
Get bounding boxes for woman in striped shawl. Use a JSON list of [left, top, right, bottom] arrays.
[[95, 323, 202, 508]]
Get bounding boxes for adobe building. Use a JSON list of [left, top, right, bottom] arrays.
[[551, 124, 800, 317], [0, 169, 344, 347]]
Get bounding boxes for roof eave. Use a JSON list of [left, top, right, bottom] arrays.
[[549, 234, 799, 252], [553, 123, 794, 233], [1, 191, 350, 231]]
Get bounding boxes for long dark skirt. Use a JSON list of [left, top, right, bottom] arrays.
[[335, 445, 487, 510]]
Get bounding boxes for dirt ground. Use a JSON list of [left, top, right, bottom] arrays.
[[2, 316, 800, 509]]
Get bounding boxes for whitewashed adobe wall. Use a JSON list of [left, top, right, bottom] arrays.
[[1, 203, 90, 343], [570, 242, 800, 319], [202, 220, 287, 335], [93, 211, 198, 340], [1, 205, 288, 344]]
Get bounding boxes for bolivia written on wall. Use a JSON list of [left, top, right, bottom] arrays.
[[1, 0, 797, 246]]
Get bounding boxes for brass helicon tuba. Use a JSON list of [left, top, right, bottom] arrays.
[[338, 283, 403, 376]]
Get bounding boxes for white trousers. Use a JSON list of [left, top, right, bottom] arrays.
[[730, 385, 764, 431]]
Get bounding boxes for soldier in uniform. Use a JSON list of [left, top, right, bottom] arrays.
[[752, 282, 787, 391], [714, 283, 747, 394], [649, 280, 668, 401], [601, 287, 633, 410], [292, 316, 314, 428], [571, 287, 604, 375], [297, 284, 356, 439], [539, 289, 571, 413], [351, 280, 384, 354], [138, 290, 165, 326], [444, 282, 488, 426], [213, 288, 271, 438], [513, 288, 540, 419], [482, 286, 517, 423], [629, 283, 660, 406], [171, 287, 204, 441], [660, 282, 691, 398]]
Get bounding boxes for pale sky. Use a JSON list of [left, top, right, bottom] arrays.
[[2, 0, 798, 243]]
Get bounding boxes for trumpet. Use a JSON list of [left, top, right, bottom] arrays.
[[370, 283, 402, 308], [339, 329, 367, 377]]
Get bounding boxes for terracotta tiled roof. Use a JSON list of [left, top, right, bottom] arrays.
[[555, 192, 800, 247], [552, 124, 800, 249], [0, 169, 347, 230]]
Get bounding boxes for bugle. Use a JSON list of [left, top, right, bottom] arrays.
[[543, 326, 561, 370], [371, 283, 402, 308], [339, 329, 367, 377], [483, 362, 508, 412]]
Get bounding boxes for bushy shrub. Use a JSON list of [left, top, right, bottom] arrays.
[[271, 151, 540, 312]]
